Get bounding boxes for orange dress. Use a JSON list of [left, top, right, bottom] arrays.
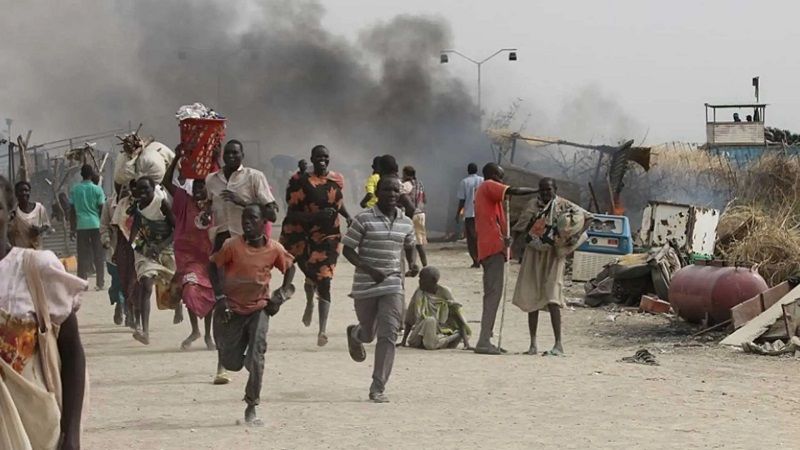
[[279, 171, 344, 282]]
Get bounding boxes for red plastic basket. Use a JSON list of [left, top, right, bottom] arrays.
[[178, 118, 227, 179]]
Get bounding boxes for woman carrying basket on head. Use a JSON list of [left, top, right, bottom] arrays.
[[0, 175, 88, 450]]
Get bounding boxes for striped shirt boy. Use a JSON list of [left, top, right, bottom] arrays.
[[342, 206, 416, 299]]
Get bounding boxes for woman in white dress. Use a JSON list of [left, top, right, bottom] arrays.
[[0, 175, 88, 449]]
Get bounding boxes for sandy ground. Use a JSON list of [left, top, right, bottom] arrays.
[[79, 243, 799, 449]]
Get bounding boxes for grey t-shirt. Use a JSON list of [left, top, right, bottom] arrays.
[[342, 207, 416, 300]]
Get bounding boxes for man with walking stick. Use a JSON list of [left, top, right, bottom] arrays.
[[473, 163, 536, 355]]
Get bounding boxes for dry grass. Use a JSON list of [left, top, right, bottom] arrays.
[[714, 154, 800, 285], [647, 142, 736, 199], [736, 154, 800, 211], [716, 204, 800, 285]]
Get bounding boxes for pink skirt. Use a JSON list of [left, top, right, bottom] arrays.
[[182, 280, 215, 318]]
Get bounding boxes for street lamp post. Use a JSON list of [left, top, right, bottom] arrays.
[[440, 48, 517, 117]]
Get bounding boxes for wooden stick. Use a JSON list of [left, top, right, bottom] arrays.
[[588, 182, 601, 213], [16, 132, 31, 183], [689, 319, 732, 338], [606, 176, 616, 212]]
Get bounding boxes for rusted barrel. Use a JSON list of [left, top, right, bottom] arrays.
[[668, 261, 768, 325]]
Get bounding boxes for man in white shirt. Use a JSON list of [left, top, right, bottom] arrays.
[[205, 140, 277, 252], [455, 163, 484, 268]]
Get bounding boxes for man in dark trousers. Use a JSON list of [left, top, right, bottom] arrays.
[[473, 163, 536, 355], [456, 163, 484, 268], [342, 175, 418, 403], [70, 164, 107, 290], [210, 203, 296, 426]]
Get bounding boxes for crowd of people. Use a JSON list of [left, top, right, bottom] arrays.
[[0, 134, 594, 446]]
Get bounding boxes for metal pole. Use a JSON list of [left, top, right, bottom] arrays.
[[217, 60, 222, 109], [7, 122, 12, 181], [496, 198, 511, 351], [8, 144, 13, 183], [441, 49, 516, 118], [477, 63, 482, 117]]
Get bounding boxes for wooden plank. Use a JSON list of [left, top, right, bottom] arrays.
[[732, 300, 765, 329], [721, 285, 800, 346], [761, 282, 791, 307], [730, 282, 790, 329]]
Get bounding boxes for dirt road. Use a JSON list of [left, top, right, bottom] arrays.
[[81, 244, 799, 449]]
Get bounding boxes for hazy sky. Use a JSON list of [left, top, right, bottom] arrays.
[[2, 0, 798, 147], [322, 0, 800, 143]]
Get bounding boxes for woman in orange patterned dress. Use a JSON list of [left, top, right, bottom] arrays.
[[280, 145, 350, 347]]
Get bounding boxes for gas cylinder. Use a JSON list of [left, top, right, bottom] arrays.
[[668, 261, 768, 325]]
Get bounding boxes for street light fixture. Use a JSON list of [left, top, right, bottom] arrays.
[[440, 48, 518, 117]]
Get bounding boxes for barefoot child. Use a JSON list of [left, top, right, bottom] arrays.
[[210, 203, 295, 426], [400, 266, 471, 350]]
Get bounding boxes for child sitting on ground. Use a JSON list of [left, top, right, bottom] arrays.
[[400, 266, 471, 350]]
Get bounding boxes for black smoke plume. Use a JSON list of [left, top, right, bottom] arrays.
[[1, 0, 484, 232]]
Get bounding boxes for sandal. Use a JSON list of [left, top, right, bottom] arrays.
[[213, 371, 231, 385], [346, 325, 366, 362]]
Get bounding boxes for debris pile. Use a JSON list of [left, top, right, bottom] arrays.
[[721, 282, 800, 357], [583, 243, 682, 308]]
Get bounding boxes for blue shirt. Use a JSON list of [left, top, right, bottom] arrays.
[[69, 180, 106, 230], [457, 174, 484, 219]]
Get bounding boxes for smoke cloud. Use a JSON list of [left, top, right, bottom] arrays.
[[1, 0, 484, 232]]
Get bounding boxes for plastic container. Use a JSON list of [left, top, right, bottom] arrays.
[[179, 118, 226, 179], [668, 261, 768, 325]]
